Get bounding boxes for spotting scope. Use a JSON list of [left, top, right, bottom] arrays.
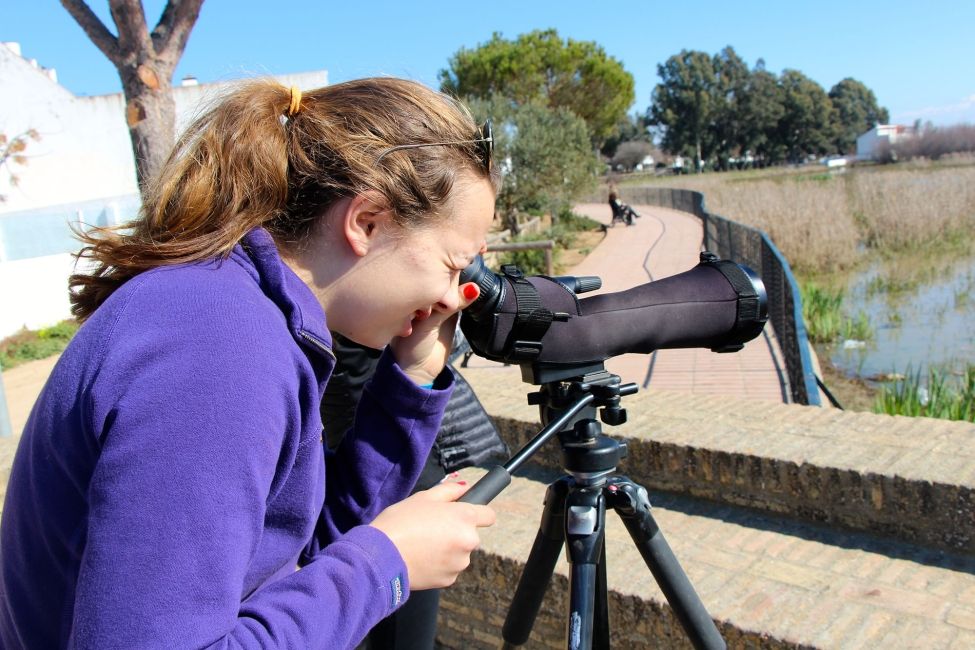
[[459, 252, 768, 383]]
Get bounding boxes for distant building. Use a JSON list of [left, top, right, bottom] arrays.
[[633, 154, 655, 171], [855, 124, 917, 161], [0, 41, 327, 336]]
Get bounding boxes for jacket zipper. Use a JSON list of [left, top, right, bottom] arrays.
[[299, 330, 336, 360]]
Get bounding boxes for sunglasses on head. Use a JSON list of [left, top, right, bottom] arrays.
[[375, 120, 493, 172]]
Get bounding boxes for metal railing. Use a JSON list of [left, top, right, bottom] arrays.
[[616, 187, 821, 406]]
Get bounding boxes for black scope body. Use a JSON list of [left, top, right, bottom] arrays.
[[459, 252, 768, 373]]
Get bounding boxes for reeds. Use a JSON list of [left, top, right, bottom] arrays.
[[874, 365, 975, 422], [703, 177, 859, 274], [628, 161, 975, 275], [850, 166, 975, 252], [800, 283, 872, 344]]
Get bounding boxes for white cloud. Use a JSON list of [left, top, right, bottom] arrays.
[[894, 94, 975, 125]]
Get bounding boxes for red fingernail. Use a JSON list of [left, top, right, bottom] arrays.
[[463, 284, 479, 301], [457, 481, 467, 486]]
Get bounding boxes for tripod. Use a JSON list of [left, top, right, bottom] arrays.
[[460, 366, 725, 650]]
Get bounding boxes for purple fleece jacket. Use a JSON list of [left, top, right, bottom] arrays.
[[0, 228, 453, 649]]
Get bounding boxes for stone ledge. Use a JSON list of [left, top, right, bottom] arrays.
[[459, 364, 975, 553]]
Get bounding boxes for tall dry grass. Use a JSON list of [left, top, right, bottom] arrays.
[[702, 178, 858, 274], [627, 161, 975, 274], [850, 165, 975, 251]]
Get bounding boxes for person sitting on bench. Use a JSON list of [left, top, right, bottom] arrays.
[[608, 191, 640, 226]]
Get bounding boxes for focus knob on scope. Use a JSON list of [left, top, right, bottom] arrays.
[[555, 275, 602, 295]]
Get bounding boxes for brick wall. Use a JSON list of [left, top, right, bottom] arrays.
[[492, 393, 975, 553]]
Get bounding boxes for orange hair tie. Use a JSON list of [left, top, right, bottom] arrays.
[[287, 86, 302, 117]]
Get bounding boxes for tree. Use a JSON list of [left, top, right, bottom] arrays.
[[776, 69, 835, 163], [711, 46, 750, 170], [648, 49, 718, 171], [829, 78, 889, 154], [737, 64, 785, 166], [0, 129, 42, 203], [600, 112, 652, 160], [611, 141, 655, 171], [439, 29, 634, 147], [61, 0, 204, 194], [469, 98, 599, 234]]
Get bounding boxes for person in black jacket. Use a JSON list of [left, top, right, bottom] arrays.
[[322, 330, 507, 649], [608, 190, 641, 226]]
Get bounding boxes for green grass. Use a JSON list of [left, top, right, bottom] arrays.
[[874, 365, 975, 422], [0, 320, 79, 370], [794, 172, 836, 184], [865, 274, 921, 297], [554, 207, 601, 232], [842, 311, 873, 341], [800, 283, 873, 344]]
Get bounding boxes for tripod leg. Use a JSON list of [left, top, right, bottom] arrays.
[[564, 485, 606, 650], [593, 541, 610, 649], [501, 478, 570, 647], [606, 477, 726, 650]]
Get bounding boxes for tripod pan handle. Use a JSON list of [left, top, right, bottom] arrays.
[[458, 466, 511, 505]]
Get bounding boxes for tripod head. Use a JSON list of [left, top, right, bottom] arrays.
[[459, 363, 637, 504], [529, 365, 637, 485], [530, 365, 634, 429]]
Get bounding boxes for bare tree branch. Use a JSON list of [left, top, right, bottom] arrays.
[[60, 0, 120, 64], [60, 0, 205, 192], [152, 0, 205, 58], [109, 0, 152, 62]]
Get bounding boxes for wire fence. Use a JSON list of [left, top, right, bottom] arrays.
[[616, 186, 821, 406]]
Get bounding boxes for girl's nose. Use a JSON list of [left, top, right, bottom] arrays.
[[436, 281, 461, 312]]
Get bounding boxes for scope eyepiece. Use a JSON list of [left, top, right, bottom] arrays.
[[461, 256, 602, 321], [460, 255, 506, 320]]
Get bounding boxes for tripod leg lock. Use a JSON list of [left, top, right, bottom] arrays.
[[565, 487, 606, 566], [567, 504, 599, 536], [606, 476, 659, 534]]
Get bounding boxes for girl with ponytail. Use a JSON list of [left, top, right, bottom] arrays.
[[1, 77, 500, 649]]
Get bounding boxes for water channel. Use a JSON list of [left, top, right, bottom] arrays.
[[829, 252, 975, 383]]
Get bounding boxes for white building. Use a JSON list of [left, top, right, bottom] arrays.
[[634, 155, 654, 171], [0, 41, 327, 337], [855, 124, 917, 161]]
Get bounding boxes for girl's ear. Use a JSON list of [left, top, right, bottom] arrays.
[[341, 192, 393, 257]]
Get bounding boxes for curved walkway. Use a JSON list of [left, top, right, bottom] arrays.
[[570, 202, 788, 402]]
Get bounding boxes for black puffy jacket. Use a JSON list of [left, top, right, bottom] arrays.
[[321, 332, 507, 489]]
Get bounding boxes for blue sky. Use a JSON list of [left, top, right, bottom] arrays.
[[5, 0, 974, 126]]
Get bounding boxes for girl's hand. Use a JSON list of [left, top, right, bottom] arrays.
[[370, 480, 496, 590], [389, 282, 479, 385]]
